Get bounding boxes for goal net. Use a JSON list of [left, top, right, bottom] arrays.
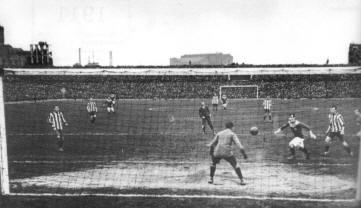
[[219, 85, 259, 99], [0, 69, 360, 201]]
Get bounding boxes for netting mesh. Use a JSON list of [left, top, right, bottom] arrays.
[[2, 74, 360, 198]]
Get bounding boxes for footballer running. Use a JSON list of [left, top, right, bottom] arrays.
[[48, 106, 68, 152], [263, 96, 272, 122], [221, 94, 228, 110], [199, 102, 215, 135], [211, 93, 219, 111], [274, 114, 316, 160], [87, 97, 98, 124], [105, 94, 116, 114], [323, 105, 353, 156]]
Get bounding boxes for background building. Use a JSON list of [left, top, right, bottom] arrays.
[[0, 25, 30, 67], [348, 43, 361, 65], [0, 25, 53, 68], [170, 53, 233, 66]]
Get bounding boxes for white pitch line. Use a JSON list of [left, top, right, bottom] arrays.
[[9, 160, 353, 166], [8, 193, 356, 202], [10, 160, 201, 165], [8, 132, 193, 136], [7, 132, 256, 136]]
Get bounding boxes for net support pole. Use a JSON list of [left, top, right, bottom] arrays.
[[0, 69, 9, 195], [357, 135, 361, 201]]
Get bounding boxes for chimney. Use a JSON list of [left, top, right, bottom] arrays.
[[109, 51, 112, 66], [78, 48, 82, 65], [0, 25, 4, 45]]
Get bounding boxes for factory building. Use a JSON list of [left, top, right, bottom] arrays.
[[0, 25, 53, 67], [0, 25, 30, 67]]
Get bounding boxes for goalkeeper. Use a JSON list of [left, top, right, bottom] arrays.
[[208, 121, 248, 185], [274, 114, 317, 160]]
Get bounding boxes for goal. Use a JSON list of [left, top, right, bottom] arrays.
[[219, 85, 259, 99], [0, 68, 360, 203]]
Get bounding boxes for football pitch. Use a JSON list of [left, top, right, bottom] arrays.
[[4, 98, 360, 200]]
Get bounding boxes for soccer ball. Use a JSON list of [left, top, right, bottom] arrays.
[[250, 126, 258, 136]]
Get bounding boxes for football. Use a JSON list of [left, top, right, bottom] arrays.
[[250, 126, 259, 135]]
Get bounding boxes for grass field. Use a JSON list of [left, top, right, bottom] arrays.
[[2, 98, 360, 206]]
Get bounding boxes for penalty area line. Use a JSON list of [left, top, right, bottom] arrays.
[[8, 193, 356, 203]]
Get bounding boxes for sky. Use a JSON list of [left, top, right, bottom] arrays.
[[0, 0, 360, 66]]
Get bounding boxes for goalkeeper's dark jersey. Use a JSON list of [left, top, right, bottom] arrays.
[[280, 120, 310, 138], [199, 106, 211, 118]]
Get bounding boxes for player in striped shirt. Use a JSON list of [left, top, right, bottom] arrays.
[[323, 105, 353, 156], [87, 97, 98, 124], [48, 106, 68, 152], [211, 93, 219, 111], [263, 96, 272, 122], [274, 114, 316, 160]]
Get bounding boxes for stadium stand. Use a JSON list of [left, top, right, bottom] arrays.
[[3, 74, 361, 101]]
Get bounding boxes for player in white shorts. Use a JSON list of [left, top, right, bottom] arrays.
[[211, 93, 219, 111], [274, 114, 317, 160]]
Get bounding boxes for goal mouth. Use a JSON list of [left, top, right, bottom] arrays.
[[219, 85, 259, 99], [0, 68, 360, 201]]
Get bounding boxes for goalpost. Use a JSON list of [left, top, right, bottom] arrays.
[[0, 69, 9, 195], [0, 68, 360, 203], [219, 85, 259, 99]]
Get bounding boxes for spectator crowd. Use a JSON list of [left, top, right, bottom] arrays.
[[3, 74, 361, 101]]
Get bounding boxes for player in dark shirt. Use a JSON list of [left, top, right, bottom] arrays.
[[199, 102, 215, 135], [105, 94, 116, 114], [221, 94, 228, 110], [274, 114, 316, 160]]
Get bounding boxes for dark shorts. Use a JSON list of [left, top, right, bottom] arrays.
[[202, 117, 212, 125], [264, 109, 271, 113], [212, 155, 237, 168], [54, 129, 64, 138], [212, 104, 218, 107], [327, 131, 344, 141], [89, 111, 96, 116]]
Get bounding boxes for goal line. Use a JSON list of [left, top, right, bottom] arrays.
[[8, 192, 356, 203]]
